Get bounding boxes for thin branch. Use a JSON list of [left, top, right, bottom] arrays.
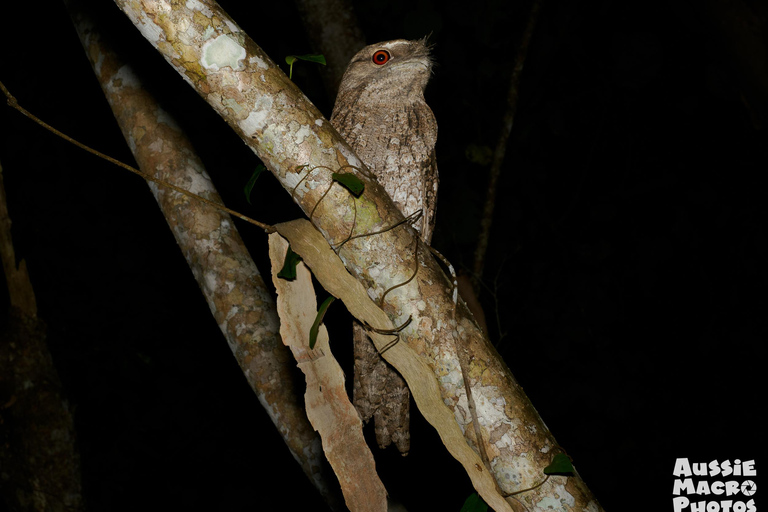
[[0, 80, 274, 234]]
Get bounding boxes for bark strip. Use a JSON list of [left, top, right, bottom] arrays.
[[275, 219, 515, 512], [269, 232, 387, 512]]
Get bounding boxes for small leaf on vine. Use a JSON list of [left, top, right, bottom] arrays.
[[277, 245, 302, 280], [309, 296, 335, 349], [244, 164, 266, 204], [285, 54, 326, 80], [460, 492, 488, 512], [332, 172, 364, 197], [543, 453, 574, 475]]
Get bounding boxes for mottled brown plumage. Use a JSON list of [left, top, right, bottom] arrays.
[[330, 38, 438, 455]]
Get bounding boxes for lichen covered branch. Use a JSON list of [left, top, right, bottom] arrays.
[[113, 1, 603, 509]]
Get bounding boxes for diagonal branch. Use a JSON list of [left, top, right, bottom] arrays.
[[112, 1, 603, 510], [64, 1, 343, 508]]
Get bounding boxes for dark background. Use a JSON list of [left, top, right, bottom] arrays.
[[0, 0, 764, 510]]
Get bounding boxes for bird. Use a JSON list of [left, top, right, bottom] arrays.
[[330, 38, 438, 455]]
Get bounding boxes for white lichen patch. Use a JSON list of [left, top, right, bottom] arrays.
[[239, 95, 273, 136], [450, 394, 470, 427], [147, 139, 165, 154], [219, 218, 232, 236], [315, 118, 323, 126], [497, 432, 514, 450], [224, 305, 240, 326], [471, 386, 509, 427], [134, 12, 165, 46], [283, 121, 315, 163], [201, 34, 245, 72], [364, 258, 390, 284], [222, 97, 245, 116], [249, 55, 269, 70], [223, 19, 241, 34], [281, 169, 307, 196], [492, 456, 524, 491], [182, 161, 213, 195], [234, 321, 247, 336], [196, 238, 216, 255], [107, 65, 141, 94], [535, 482, 575, 510], [204, 271, 218, 293], [554, 482, 576, 507], [176, 17, 193, 44], [92, 50, 105, 78], [335, 142, 364, 168], [185, 0, 213, 17], [438, 361, 464, 397], [535, 497, 561, 510], [294, 124, 313, 145], [262, 124, 286, 158]]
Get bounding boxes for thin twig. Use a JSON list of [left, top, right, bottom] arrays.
[[364, 315, 413, 355], [0, 79, 274, 233], [309, 179, 335, 223], [429, 246, 458, 305], [340, 209, 422, 246]]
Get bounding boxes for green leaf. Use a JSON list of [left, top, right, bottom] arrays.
[[543, 453, 574, 475], [244, 164, 266, 204], [460, 493, 488, 512], [332, 172, 365, 197], [293, 54, 327, 65], [285, 54, 326, 80], [309, 296, 335, 349], [277, 245, 302, 280]]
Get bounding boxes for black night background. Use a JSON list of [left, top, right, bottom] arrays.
[[0, 0, 764, 510]]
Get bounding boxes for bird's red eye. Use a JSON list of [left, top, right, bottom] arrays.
[[372, 50, 390, 65]]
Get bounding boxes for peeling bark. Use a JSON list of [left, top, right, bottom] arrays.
[[269, 233, 387, 512], [112, 1, 603, 510]]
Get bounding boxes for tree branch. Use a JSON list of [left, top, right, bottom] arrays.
[[64, 1, 343, 508], [113, 1, 602, 509]]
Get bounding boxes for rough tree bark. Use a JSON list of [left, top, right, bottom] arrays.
[[62, 1, 343, 508], [112, 1, 603, 510]]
